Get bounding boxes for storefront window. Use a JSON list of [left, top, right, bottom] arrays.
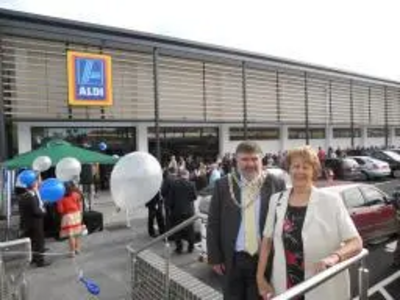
[[288, 128, 326, 140], [333, 128, 362, 138], [31, 127, 136, 155], [229, 127, 280, 141], [148, 127, 219, 166], [367, 128, 385, 138]]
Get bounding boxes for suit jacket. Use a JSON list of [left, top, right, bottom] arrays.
[[206, 172, 285, 272], [166, 179, 197, 218], [264, 187, 360, 300], [146, 192, 162, 208], [18, 190, 45, 235]]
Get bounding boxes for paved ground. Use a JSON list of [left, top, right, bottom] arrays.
[[13, 178, 400, 299], [23, 193, 209, 300]]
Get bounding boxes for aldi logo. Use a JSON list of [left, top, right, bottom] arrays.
[[67, 51, 113, 106]]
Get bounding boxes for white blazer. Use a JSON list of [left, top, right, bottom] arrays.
[[263, 186, 360, 300]]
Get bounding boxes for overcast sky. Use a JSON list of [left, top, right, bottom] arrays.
[[1, 0, 400, 81]]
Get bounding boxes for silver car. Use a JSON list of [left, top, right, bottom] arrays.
[[350, 156, 391, 179]]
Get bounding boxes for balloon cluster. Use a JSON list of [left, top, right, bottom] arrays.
[[16, 151, 163, 298], [17, 156, 82, 203]]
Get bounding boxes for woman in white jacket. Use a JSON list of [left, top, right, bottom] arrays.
[[257, 146, 363, 300]]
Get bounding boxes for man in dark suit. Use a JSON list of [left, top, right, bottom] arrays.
[[161, 167, 177, 232], [207, 141, 286, 300], [166, 169, 197, 254], [18, 179, 50, 267], [145, 191, 166, 238]]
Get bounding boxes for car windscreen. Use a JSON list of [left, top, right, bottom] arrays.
[[342, 158, 359, 168], [383, 151, 400, 161]]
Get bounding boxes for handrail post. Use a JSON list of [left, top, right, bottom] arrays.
[[127, 215, 202, 299], [164, 240, 171, 300], [358, 256, 369, 300], [20, 272, 29, 300], [131, 253, 137, 299]]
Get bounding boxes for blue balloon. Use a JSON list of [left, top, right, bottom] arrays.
[[99, 142, 107, 151], [80, 277, 100, 295], [39, 178, 65, 203], [18, 170, 37, 187]]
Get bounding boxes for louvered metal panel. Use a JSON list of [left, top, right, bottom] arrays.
[[246, 68, 278, 122], [205, 63, 243, 122], [307, 76, 329, 125], [103, 48, 154, 120], [331, 80, 350, 124], [1, 36, 155, 121], [387, 87, 400, 126], [158, 56, 203, 121], [352, 83, 369, 125], [279, 72, 305, 123], [2, 37, 69, 118], [370, 86, 385, 125]]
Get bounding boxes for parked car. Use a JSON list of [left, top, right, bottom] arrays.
[[324, 158, 364, 181], [196, 182, 399, 260], [323, 184, 398, 243], [349, 156, 391, 180], [369, 150, 400, 178]]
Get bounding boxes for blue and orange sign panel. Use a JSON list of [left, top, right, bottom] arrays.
[[67, 51, 113, 106]]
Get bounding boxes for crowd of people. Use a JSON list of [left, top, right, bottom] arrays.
[[154, 145, 394, 194]]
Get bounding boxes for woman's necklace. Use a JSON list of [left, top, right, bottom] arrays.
[[228, 171, 266, 210]]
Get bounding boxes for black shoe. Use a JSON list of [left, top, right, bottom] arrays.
[[174, 248, 183, 254], [35, 261, 51, 268], [392, 261, 400, 268]]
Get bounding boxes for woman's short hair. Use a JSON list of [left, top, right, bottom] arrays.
[[286, 146, 321, 180]]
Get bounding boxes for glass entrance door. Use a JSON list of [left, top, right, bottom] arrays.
[[148, 127, 219, 167]]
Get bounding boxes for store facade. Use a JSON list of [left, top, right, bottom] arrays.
[[1, 9, 400, 165]]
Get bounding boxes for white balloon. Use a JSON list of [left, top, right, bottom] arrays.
[[110, 152, 162, 211], [32, 156, 52, 172], [56, 157, 82, 182], [112, 154, 120, 159]]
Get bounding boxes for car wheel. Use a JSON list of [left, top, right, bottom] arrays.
[[393, 170, 400, 178], [361, 171, 369, 181]]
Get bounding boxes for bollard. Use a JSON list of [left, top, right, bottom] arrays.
[[20, 273, 29, 300], [358, 258, 369, 300], [164, 240, 171, 300]]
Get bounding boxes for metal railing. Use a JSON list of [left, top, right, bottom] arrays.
[[273, 248, 369, 300], [0, 238, 31, 300], [127, 214, 202, 300]]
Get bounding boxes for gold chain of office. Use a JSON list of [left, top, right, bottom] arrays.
[[228, 172, 266, 210]]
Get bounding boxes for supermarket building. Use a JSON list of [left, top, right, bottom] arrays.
[[0, 9, 399, 164]]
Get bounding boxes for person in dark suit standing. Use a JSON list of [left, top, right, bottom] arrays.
[[167, 169, 197, 254], [161, 167, 177, 232], [207, 141, 286, 300], [18, 178, 50, 267], [145, 191, 166, 238]]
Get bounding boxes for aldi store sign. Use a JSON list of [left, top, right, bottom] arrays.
[[67, 51, 113, 106]]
